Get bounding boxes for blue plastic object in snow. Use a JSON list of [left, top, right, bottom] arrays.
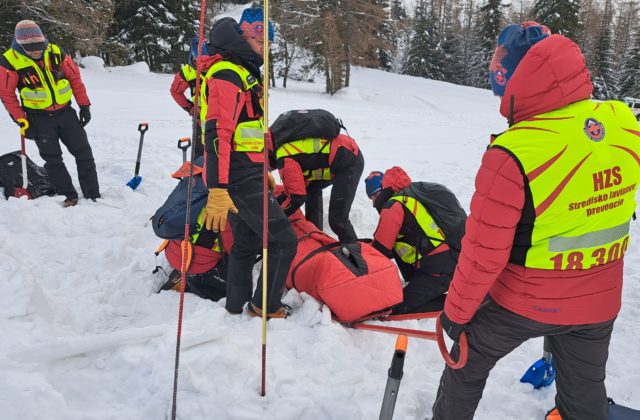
[[520, 354, 555, 389], [127, 123, 149, 190]]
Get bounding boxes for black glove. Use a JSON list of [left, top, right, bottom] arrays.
[[440, 311, 466, 342], [23, 126, 35, 140], [79, 106, 91, 127]]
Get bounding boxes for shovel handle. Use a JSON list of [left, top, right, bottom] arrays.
[[17, 118, 29, 136], [138, 122, 149, 133], [177, 137, 191, 150], [436, 317, 468, 369]]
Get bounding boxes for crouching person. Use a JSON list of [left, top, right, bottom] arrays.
[[200, 10, 297, 318], [432, 22, 640, 420], [159, 213, 233, 302], [365, 167, 466, 315]]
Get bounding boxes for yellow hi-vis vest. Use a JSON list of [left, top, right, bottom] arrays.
[[275, 138, 332, 181], [190, 207, 222, 251], [200, 60, 263, 152], [180, 64, 198, 102], [3, 44, 72, 110], [491, 99, 640, 270], [390, 195, 446, 264]]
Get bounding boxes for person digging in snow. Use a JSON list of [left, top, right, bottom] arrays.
[[365, 167, 465, 315]]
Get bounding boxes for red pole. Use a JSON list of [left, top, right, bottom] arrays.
[[170, 1, 207, 418]]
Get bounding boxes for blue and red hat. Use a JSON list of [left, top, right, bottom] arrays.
[[15, 20, 48, 52], [238, 7, 275, 42], [489, 22, 551, 97], [364, 171, 384, 198]]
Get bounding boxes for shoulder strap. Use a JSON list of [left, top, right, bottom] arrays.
[[290, 241, 340, 289]]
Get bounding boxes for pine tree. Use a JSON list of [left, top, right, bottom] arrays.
[[533, 0, 582, 40], [0, 0, 21, 50], [591, 0, 615, 99], [402, 0, 446, 80], [619, 28, 640, 98], [469, 0, 503, 88]]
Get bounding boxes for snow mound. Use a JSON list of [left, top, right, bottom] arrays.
[[79, 56, 105, 72], [109, 61, 151, 75]]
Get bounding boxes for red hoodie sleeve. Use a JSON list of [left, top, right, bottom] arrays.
[[444, 148, 525, 324], [279, 158, 307, 215], [204, 75, 244, 188], [373, 202, 404, 255], [60, 55, 90, 107], [170, 72, 192, 110], [0, 64, 25, 122]]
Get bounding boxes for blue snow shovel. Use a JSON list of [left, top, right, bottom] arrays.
[[126, 122, 149, 190], [520, 336, 556, 389]]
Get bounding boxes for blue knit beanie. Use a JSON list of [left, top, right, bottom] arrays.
[[489, 22, 551, 97], [364, 171, 384, 198], [189, 37, 208, 66], [238, 7, 275, 42]]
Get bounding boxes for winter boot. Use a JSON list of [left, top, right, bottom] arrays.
[[63, 198, 78, 207], [159, 269, 182, 292], [248, 302, 290, 319]]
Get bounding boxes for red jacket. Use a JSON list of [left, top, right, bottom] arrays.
[[170, 70, 193, 111], [0, 46, 90, 122], [444, 35, 630, 326]]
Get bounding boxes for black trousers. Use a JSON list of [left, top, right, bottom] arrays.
[[305, 152, 364, 243], [29, 107, 99, 199], [226, 179, 297, 313], [392, 261, 450, 315], [431, 298, 614, 420]]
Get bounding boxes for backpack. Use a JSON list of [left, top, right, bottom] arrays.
[[396, 182, 467, 261], [0, 151, 56, 199], [152, 158, 208, 240], [270, 109, 344, 150]]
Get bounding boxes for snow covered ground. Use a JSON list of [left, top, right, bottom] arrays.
[[1, 60, 639, 420]]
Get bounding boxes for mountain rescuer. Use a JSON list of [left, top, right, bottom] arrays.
[[170, 37, 206, 158], [274, 119, 364, 244], [432, 22, 640, 420], [0, 20, 100, 206], [199, 9, 296, 318], [365, 167, 465, 314]]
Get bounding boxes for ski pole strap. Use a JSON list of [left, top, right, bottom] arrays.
[[17, 118, 29, 135]]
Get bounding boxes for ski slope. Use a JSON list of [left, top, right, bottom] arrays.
[[1, 60, 639, 419]]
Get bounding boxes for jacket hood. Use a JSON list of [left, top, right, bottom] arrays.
[[500, 35, 593, 123], [382, 166, 412, 192], [205, 17, 263, 77]]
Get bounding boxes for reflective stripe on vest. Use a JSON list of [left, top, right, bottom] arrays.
[[181, 64, 198, 101], [200, 60, 263, 151], [191, 207, 222, 251], [390, 195, 445, 264], [276, 138, 332, 181], [491, 99, 640, 270], [3, 44, 73, 110]]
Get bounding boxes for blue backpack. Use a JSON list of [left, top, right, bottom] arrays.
[[152, 158, 208, 240]]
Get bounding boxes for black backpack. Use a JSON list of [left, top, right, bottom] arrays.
[[396, 182, 467, 261], [0, 151, 56, 199], [270, 109, 344, 150]]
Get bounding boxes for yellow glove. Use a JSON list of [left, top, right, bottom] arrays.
[[267, 172, 276, 192], [203, 188, 238, 232]]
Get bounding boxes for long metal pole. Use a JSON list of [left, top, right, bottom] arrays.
[[261, 0, 271, 398], [170, 1, 207, 418]]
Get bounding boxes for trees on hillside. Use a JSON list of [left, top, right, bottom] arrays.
[[533, 0, 582, 40]]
